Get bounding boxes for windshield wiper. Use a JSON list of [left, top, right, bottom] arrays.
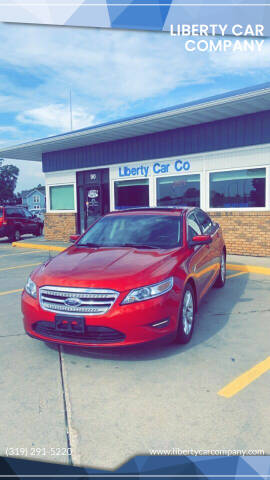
[[119, 243, 158, 249], [77, 242, 102, 248], [77, 242, 160, 249]]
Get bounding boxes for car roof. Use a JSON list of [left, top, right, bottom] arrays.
[[108, 207, 195, 216]]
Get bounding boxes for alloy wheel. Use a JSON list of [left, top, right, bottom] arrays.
[[182, 289, 194, 335], [220, 254, 226, 283]]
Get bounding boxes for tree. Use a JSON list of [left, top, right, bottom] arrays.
[[0, 164, 19, 204]]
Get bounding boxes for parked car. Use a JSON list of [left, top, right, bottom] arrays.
[[32, 211, 45, 222], [0, 205, 44, 242], [22, 207, 226, 348]]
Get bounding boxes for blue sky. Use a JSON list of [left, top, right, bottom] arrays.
[[1, 23, 270, 191]]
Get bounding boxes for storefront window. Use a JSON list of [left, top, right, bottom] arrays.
[[210, 168, 266, 208], [114, 179, 149, 209], [157, 174, 200, 207], [49, 185, 75, 210]]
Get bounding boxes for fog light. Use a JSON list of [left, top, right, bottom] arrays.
[[151, 318, 170, 329]]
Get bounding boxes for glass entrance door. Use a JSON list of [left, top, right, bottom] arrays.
[[85, 184, 101, 228], [77, 169, 109, 233]]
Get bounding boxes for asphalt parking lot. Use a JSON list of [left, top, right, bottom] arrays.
[[0, 236, 269, 470]]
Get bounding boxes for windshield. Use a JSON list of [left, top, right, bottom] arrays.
[[78, 214, 182, 249]]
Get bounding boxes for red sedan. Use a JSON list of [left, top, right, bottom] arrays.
[[22, 207, 226, 348]]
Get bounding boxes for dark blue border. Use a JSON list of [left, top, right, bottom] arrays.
[[1, 455, 269, 479]]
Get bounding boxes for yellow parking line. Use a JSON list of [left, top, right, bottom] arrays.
[[218, 357, 270, 398], [226, 272, 247, 279], [227, 263, 270, 276], [0, 262, 41, 272], [0, 288, 23, 296], [12, 242, 65, 252]]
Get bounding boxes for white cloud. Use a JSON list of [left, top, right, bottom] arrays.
[[209, 39, 270, 71], [1, 25, 270, 191], [17, 104, 95, 131], [0, 24, 269, 122], [0, 126, 17, 133]]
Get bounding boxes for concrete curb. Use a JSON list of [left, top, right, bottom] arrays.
[[12, 241, 270, 276], [12, 242, 66, 252]]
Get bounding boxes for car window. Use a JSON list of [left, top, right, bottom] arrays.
[[187, 212, 201, 242], [78, 214, 182, 249], [195, 209, 212, 234], [0, 207, 3, 218], [15, 208, 26, 218], [5, 207, 16, 217], [24, 210, 33, 218]]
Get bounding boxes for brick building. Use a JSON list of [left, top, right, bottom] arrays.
[[1, 83, 270, 256]]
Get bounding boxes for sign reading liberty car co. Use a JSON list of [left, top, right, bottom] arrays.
[[118, 159, 191, 178]]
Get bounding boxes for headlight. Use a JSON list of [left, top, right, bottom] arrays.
[[25, 277, 37, 299], [122, 277, 173, 305]]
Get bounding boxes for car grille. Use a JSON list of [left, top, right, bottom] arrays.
[[39, 286, 119, 316], [33, 321, 125, 344]]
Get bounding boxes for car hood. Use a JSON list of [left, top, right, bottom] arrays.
[[34, 245, 180, 291]]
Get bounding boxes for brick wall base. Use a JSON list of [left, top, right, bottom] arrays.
[[208, 211, 270, 257], [44, 211, 270, 257], [44, 213, 77, 242]]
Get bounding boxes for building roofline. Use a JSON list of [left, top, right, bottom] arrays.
[[41, 81, 270, 139], [24, 188, 45, 198], [1, 82, 270, 162]]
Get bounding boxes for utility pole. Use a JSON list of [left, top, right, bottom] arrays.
[[69, 88, 73, 131]]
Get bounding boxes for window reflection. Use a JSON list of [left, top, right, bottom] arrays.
[[157, 174, 200, 207], [210, 168, 266, 208]]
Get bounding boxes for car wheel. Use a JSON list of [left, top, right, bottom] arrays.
[[12, 229, 21, 242], [214, 251, 226, 288], [175, 284, 195, 344], [34, 225, 43, 237]]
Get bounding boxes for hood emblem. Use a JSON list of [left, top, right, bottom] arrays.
[[64, 297, 82, 307]]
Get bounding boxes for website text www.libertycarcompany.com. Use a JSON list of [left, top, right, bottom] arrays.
[[149, 448, 265, 456]]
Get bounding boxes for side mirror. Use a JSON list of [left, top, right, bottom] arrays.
[[69, 234, 80, 243], [189, 235, 212, 247]]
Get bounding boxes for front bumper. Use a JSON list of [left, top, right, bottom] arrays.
[[22, 287, 181, 347]]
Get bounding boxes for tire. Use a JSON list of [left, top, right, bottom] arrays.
[[10, 229, 21, 242], [214, 251, 226, 288], [175, 283, 195, 344], [34, 225, 43, 237]]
